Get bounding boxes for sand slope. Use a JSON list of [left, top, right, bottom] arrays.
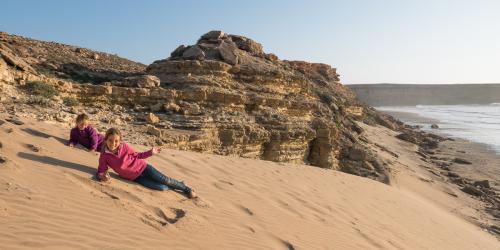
[[0, 116, 498, 250]]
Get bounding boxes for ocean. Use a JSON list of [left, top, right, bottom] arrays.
[[376, 104, 500, 153]]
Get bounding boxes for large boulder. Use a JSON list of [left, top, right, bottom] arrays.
[[199, 30, 227, 42], [218, 41, 239, 65], [182, 45, 205, 60], [229, 35, 264, 55], [171, 45, 187, 58]]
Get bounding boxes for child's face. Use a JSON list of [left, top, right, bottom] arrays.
[[77, 121, 88, 130], [106, 135, 121, 151]]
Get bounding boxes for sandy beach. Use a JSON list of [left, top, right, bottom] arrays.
[[0, 114, 499, 250]]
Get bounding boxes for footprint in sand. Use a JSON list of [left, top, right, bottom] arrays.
[[155, 207, 186, 224], [270, 235, 296, 250], [281, 240, 296, 250], [26, 144, 41, 152], [0, 156, 7, 165], [238, 205, 254, 216], [185, 196, 211, 208]]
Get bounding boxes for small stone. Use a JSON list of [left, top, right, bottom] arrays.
[[150, 103, 163, 112], [0, 156, 6, 164], [430, 124, 439, 129], [109, 117, 124, 125], [92, 53, 100, 60], [447, 171, 460, 178], [146, 125, 162, 137], [473, 180, 490, 189], [265, 53, 278, 61], [27, 144, 41, 152], [163, 102, 180, 113], [454, 158, 472, 165], [146, 113, 160, 124], [122, 75, 160, 88], [461, 185, 484, 196]]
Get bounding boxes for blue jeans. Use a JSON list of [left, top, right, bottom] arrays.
[[134, 164, 190, 192]]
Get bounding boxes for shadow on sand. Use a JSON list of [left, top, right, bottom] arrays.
[[17, 152, 119, 179], [21, 128, 68, 145]]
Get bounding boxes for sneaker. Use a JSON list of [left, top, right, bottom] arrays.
[[185, 188, 197, 199]]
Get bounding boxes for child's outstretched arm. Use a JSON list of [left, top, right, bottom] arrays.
[[136, 146, 161, 159], [96, 154, 110, 182], [125, 143, 157, 159]]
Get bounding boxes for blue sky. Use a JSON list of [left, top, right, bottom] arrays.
[[2, 0, 500, 84]]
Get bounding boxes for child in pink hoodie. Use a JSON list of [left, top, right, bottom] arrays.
[[96, 128, 196, 198]]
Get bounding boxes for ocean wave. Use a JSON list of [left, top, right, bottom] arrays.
[[490, 103, 500, 105]]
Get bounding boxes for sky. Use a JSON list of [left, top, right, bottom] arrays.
[[1, 0, 500, 84]]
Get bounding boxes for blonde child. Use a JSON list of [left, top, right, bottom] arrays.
[[68, 114, 104, 153], [96, 128, 196, 198]]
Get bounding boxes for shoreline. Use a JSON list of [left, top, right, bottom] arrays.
[[378, 109, 500, 155], [370, 110, 500, 236]]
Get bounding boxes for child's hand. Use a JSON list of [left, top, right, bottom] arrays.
[[89, 149, 99, 155], [98, 172, 110, 182], [152, 147, 161, 155]]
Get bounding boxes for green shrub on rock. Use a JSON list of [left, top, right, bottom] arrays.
[[24, 81, 58, 99], [63, 96, 79, 106]]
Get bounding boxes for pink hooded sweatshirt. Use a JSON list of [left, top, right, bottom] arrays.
[[97, 143, 153, 180]]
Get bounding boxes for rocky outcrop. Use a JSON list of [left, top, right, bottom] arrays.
[[0, 30, 397, 183]]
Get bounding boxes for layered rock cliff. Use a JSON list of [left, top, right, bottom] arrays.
[[0, 30, 409, 183]]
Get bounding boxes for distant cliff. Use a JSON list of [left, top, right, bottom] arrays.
[[348, 84, 500, 106]]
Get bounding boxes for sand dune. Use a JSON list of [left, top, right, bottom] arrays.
[[0, 115, 498, 250]]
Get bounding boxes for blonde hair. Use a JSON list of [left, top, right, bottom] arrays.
[[76, 113, 90, 124], [105, 127, 122, 141]]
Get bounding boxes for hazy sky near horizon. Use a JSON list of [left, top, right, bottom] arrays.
[[2, 0, 500, 84]]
